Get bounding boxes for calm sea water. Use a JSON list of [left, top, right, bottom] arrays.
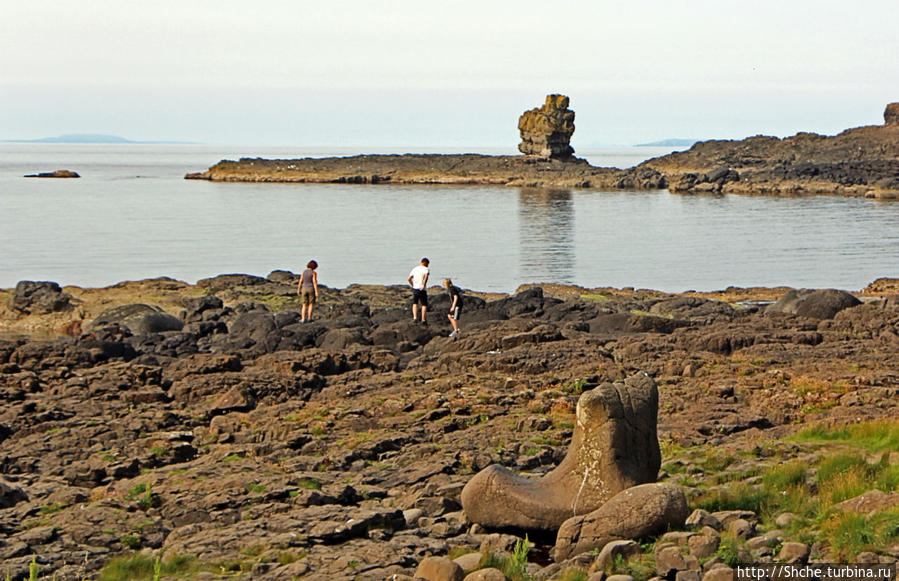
[[1, 143, 897, 293]]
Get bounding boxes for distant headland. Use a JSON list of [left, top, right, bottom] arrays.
[[4, 133, 194, 144], [186, 96, 899, 199]]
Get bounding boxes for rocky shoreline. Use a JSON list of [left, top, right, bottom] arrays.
[[1, 275, 898, 580], [186, 102, 899, 199]]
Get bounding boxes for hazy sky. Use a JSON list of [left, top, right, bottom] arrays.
[[2, 0, 897, 146]]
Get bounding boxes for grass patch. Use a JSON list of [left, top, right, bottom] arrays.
[[606, 552, 656, 581], [700, 450, 737, 473], [338, 431, 376, 450], [716, 533, 746, 567], [562, 378, 589, 395], [296, 477, 321, 490], [39, 503, 63, 515], [818, 508, 899, 560], [245, 482, 267, 494], [580, 293, 609, 301], [99, 553, 197, 581], [476, 536, 531, 581], [531, 434, 563, 447], [693, 435, 898, 561], [793, 419, 899, 453]]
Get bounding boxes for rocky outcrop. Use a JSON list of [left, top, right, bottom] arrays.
[[23, 170, 80, 178], [518, 94, 576, 159], [185, 102, 899, 197], [1, 276, 898, 579], [186, 153, 617, 189], [885, 103, 899, 125], [460, 373, 660, 530], [10, 281, 72, 314], [641, 112, 899, 197]]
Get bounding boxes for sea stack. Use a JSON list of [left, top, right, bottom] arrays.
[[884, 102, 899, 125], [518, 94, 576, 159]]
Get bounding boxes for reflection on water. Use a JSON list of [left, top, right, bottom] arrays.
[[518, 189, 575, 283], [1, 144, 898, 292]]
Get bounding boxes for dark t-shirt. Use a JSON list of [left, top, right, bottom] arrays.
[[446, 285, 463, 308]]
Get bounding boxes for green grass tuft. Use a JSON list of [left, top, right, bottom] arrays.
[[793, 419, 899, 452]]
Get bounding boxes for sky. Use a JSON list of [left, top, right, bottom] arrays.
[[2, 0, 897, 147]]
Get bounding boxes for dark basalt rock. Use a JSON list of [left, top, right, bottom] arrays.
[[766, 289, 862, 320], [24, 169, 80, 178], [88, 303, 183, 335], [10, 281, 72, 314]]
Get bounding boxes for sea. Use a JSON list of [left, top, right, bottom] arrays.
[[1, 143, 898, 294]]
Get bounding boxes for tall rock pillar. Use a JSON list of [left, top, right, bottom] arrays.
[[518, 94, 576, 159], [884, 102, 899, 125]]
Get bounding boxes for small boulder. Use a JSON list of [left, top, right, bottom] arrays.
[[415, 556, 464, 581], [703, 567, 735, 581], [453, 552, 483, 574], [685, 509, 722, 531], [595, 539, 642, 571], [776, 542, 810, 564], [464, 568, 506, 581], [267, 269, 296, 283], [687, 534, 720, 559]]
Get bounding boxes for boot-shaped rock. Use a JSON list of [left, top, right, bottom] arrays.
[[461, 373, 661, 530]]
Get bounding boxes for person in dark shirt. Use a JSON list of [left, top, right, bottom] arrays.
[[443, 278, 463, 337]]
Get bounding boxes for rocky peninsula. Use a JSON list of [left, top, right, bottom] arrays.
[[186, 98, 899, 199], [1, 274, 898, 580]]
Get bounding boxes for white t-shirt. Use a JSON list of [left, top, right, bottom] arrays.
[[409, 264, 430, 290]]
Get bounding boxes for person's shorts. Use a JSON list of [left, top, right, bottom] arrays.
[[301, 289, 316, 305], [449, 306, 462, 320], [412, 288, 428, 307]]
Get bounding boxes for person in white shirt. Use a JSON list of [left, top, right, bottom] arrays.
[[407, 257, 430, 323]]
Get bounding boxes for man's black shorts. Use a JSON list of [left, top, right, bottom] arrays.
[[412, 288, 428, 307]]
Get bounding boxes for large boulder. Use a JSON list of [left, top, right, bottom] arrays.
[[553, 482, 688, 560], [518, 94, 576, 159], [10, 281, 72, 314], [766, 289, 861, 319], [461, 373, 661, 530], [88, 303, 183, 335]]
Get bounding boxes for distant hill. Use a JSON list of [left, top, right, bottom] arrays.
[[4, 134, 195, 144], [636, 138, 698, 147]]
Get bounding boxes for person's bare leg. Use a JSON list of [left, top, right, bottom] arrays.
[[412, 304, 419, 321]]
